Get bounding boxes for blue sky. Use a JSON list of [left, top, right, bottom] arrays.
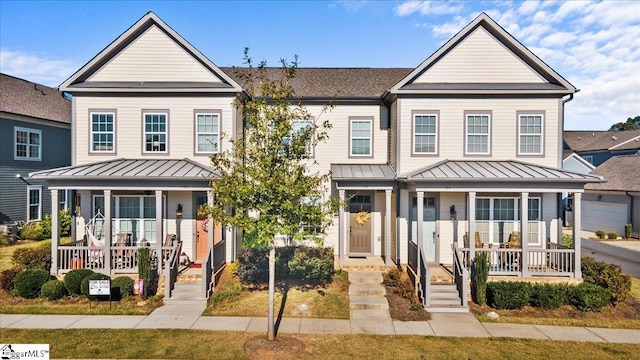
[[1, 0, 639, 130]]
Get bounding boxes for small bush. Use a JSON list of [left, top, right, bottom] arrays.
[[12, 245, 52, 271], [13, 269, 51, 299], [236, 246, 335, 284], [561, 233, 573, 248], [471, 251, 490, 305], [287, 247, 334, 282], [111, 276, 134, 300], [81, 273, 111, 300], [41, 209, 72, 238], [0, 232, 12, 246], [383, 268, 402, 287], [595, 230, 606, 239], [571, 282, 611, 311], [530, 283, 569, 310], [581, 257, 631, 304], [606, 231, 618, 240], [18, 221, 46, 240], [625, 224, 633, 239], [1, 268, 22, 291], [487, 281, 532, 310], [64, 269, 95, 296], [40, 279, 68, 300]]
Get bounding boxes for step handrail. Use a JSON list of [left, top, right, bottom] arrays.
[[452, 244, 468, 307], [163, 240, 182, 298]]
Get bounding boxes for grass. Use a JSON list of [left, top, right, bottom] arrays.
[[1, 329, 638, 359], [0, 237, 72, 272], [202, 267, 350, 319]]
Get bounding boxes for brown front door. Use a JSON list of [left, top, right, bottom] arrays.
[[349, 194, 372, 255], [194, 194, 221, 261]]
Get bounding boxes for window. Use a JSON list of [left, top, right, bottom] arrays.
[[475, 196, 542, 245], [92, 195, 163, 244], [195, 113, 220, 154], [350, 119, 372, 156], [413, 114, 438, 154], [465, 114, 490, 154], [143, 113, 168, 153], [291, 120, 313, 156], [59, 190, 68, 211], [27, 186, 42, 221], [91, 112, 115, 152], [14, 127, 41, 161], [583, 155, 593, 164], [518, 114, 543, 155]]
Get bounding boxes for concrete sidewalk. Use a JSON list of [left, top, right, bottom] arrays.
[[2, 312, 639, 343]]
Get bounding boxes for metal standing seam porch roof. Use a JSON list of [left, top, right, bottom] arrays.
[[331, 164, 396, 181], [29, 158, 219, 181]]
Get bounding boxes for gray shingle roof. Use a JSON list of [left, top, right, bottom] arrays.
[[30, 158, 218, 180], [585, 155, 640, 191], [331, 164, 396, 181], [0, 73, 71, 124], [564, 130, 640, 152]]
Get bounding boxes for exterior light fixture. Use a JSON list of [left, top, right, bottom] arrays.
[[176, 203, 183, 218], [450, 205, 457, 221]]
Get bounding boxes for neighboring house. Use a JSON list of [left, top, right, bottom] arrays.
[[564, 130, 640, 167], [581, 155, 640, 236], [33, 12, 602, 304], [0, 73, 71, 226], [562, 150, 595, 174]]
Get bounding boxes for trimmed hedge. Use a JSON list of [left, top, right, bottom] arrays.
[[12, 246, 52, 271], [13, 269, 51, 298], [64, 269, 96, 296], [236, 246, 334, 284], [570, 282, 611, 312], [41, 279, 68, 300], [530, 283, 569, 310], [487, 281, 532, 309], [81, 273, 111, 300], [1, 268, 22, 291], [581, 257, 631, 304], [112, 276, 134, 300]]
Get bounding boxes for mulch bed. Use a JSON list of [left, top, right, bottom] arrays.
[[245, 336, 305, 360], [385, 285, 431, 321]]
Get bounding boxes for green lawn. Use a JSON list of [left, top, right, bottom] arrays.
[[0, 239, 55, 272]]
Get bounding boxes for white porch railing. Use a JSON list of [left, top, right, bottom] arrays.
[[459, 245, 575, 277]]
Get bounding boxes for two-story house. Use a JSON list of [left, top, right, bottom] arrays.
[[33, 12, 601, 305], [564, 129, 640, 167], [0, 73, 71, 227]]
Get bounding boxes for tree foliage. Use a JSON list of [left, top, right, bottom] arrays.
[[609, 116, 640, 131]]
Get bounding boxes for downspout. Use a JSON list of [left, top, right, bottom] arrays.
[[560, 93, 575, 237], [626, 191, 634, 233]]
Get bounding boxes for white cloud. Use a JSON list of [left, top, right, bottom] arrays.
[[0, 49, 77, 87], [395, 1, 464, 17], [540, 31, 577, 48]]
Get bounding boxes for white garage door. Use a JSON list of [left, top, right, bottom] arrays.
[[582, 201, 627, 235]]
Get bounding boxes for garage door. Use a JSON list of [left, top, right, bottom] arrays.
[[582, 201, 627, 235]]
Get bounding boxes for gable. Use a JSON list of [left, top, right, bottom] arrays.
[[88, 25, 220, 83], [413, 27, 545, 84]]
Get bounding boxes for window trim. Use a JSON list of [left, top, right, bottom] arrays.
[[142, 110, 169, 155], [14, 126, 42, 161], [411, 111, 439, 156], [27, 185, 42, 221], [194, 110, 221, 155], [475, 196, 542, 246], [349, 117, 373, 158], [517, 111, 545, 156], [89, 110, 117, 154], [464, 111, 492, 156]]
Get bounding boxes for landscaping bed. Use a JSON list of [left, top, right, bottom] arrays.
[[383, 267, 431, 321]]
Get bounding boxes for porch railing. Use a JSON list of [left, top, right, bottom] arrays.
[[163, 240, 182, 298], [201, 239, 227, 299], [452, 245, 468, 307], [459, 245, 575, 277], [408, 241, 431, 308]]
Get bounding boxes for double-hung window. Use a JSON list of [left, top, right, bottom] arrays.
[[518, 113, 543, 155], [143, 112, 168, 153], [413, 113, 438, 154], [350, 118, 372, 157], [291, 119, 313, 156], [27, 186, 42, 221], [475, 197, 542, 245], [465, 114, 490, 155], [195, 112, 220, 154], [91, 112, 115, 153], [14, 127, 41, 161]]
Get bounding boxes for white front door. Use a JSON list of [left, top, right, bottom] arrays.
[[411, 197, 437, 263]]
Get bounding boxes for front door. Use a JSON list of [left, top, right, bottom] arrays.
[[349, 194, 373, 255], [194, 194, 221, 261], [411, 197, 437, 263]]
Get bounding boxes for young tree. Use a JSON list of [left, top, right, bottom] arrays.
[[204, 50, 337, 340], [609, 116, 640, 131]]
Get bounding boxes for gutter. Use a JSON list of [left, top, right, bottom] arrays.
[[626, 191, 635, 229]]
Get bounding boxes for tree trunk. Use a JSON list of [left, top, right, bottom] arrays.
[[267, 243, 276, 340]]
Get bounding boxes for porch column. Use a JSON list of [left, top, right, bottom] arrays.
[[521, 192, 529, 277], [338, 189, 346, 268], [207, 192, 215, 265], [50, 189, 59, 275], [468, 191, 476, 262], [416, 191, 424, 278], [572, 192, 582, 278], [155, 190, 163, 270], [104, 189, 112, 275], [385, 189, 392, 266]]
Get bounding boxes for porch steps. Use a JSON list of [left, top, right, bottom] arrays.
[[426, 284, 468, 313], [163, 272, 206, 304], [348, 271, 390, 320]]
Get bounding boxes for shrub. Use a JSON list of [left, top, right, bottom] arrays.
[[18, 221, 46, 240], [236, 247, 269, 284], [40, 279, 68, 300], [1, 268, 22, 291], [561, 233, 573, 248], [41, 209, 72, 238], [137, 247, 156, 298], [625, 224, 633, 239], [112, 276, 134, 299], [487, 281, 532, 310], [471, 251, 490, 305], [236, 246, 335, 284], [383, 268, 402, 287], [0, 232, 12, 246], [81, 273, 111, 300], [607, 231, 618, 240], [595, 230, 606, 239], [12, 245, 52, 271], [13, 269, 51, 298], [570, 282, 611, 311], [581, 257, 631, 304], [64, 269, 95, 296], [530, 283, 569, 310], [287, 247, 334, 282]]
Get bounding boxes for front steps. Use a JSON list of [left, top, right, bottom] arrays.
[[163, 272, 206, 305], [425, 266, 468, 313], [348, 271, 391, 320]]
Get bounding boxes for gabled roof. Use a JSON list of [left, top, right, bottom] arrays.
[[586, 155, 640, 192], [564, 130, 640, 152], [331, 164, 396, 181], [0, 73, 70, 124], [562, 151, 596, 171], [404, 160, 602, 183], [388, 13, 576, 95], [60, 12, 242, 93]]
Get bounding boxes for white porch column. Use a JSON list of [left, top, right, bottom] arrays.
[[416, 191, 424, 278], [468, 191, 476, 262], [521, 192, 529, 277], [385, 189, 392, 266], [50, 189, 59, 275], [155, 190, 163, 270], [338, 189, 346, 268], [207, 192, 215, 264], [572, 192, 582, 278], [104, 189, 112, 275]]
